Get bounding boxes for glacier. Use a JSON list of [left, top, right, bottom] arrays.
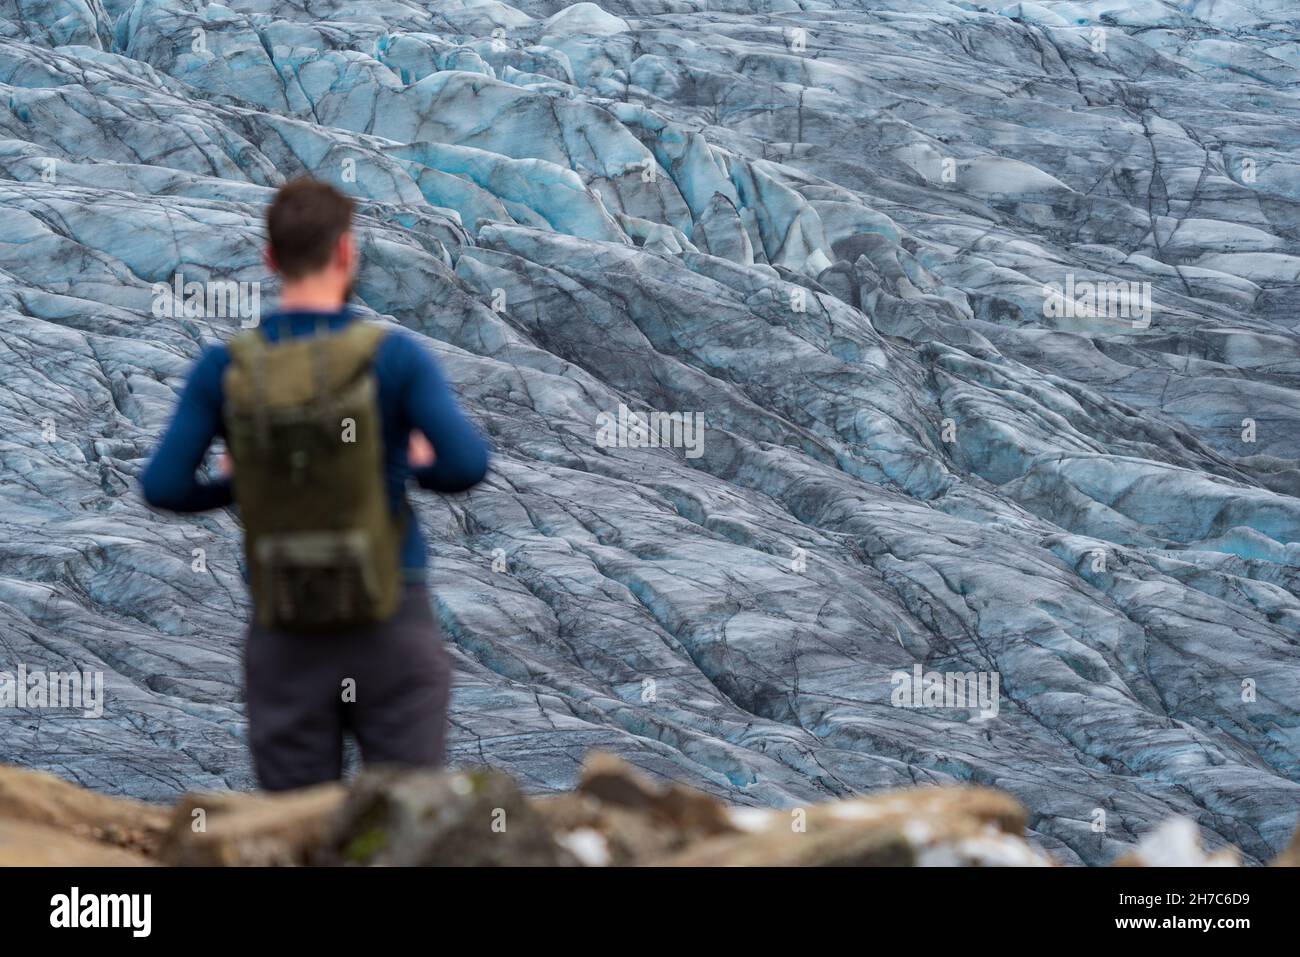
[[0, 0, 1298, 865]]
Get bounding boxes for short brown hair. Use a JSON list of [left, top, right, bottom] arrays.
[[266, 178, 355, 279]]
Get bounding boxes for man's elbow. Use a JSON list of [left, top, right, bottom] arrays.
[[424, 444, 490, 493], [139, 471, 173, 511], [140, 461, 187, 511], [447, 444, 490, 492]]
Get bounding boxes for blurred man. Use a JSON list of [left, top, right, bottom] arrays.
[[142, 178, 489, 790]]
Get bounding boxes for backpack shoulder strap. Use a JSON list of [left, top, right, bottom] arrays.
[[334, 321, 389, 370], [226, 327, 269, 367], [223, 329, 272, 443]]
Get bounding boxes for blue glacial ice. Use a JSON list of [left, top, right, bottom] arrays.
[[0, 0, 1298, 864]]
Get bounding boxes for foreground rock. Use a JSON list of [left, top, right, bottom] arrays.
[[0, 820, 154, 867], [160, 784, 345, 866], [7, 755, 1294, 866], [1272, 826, 1300, 868], [1113, 817, 1241, 867], [318, 767, 575, 866], [656, 784, 1050, 867], [0, 764, 166, 858], [532, 751, 742, 865]]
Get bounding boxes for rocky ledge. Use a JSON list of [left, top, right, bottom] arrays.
[[3, 0, 1300, 869], [1, 755, 1294, 867]]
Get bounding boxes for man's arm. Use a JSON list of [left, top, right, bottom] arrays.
[[396, 335, 490, 493], [140, 347, 234, 511]]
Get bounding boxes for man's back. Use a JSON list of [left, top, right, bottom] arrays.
[[141, 306, 490, 577]]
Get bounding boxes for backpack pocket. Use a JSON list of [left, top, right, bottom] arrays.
[[255, 529, 383, 631]]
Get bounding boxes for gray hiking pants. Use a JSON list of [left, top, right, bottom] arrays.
[[244, 582, 451, 791]]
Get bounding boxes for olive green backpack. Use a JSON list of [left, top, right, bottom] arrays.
[[223, 321, 404, 631]]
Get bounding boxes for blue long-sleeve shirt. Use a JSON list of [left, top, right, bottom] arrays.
[[140, 306, 490, 576]]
